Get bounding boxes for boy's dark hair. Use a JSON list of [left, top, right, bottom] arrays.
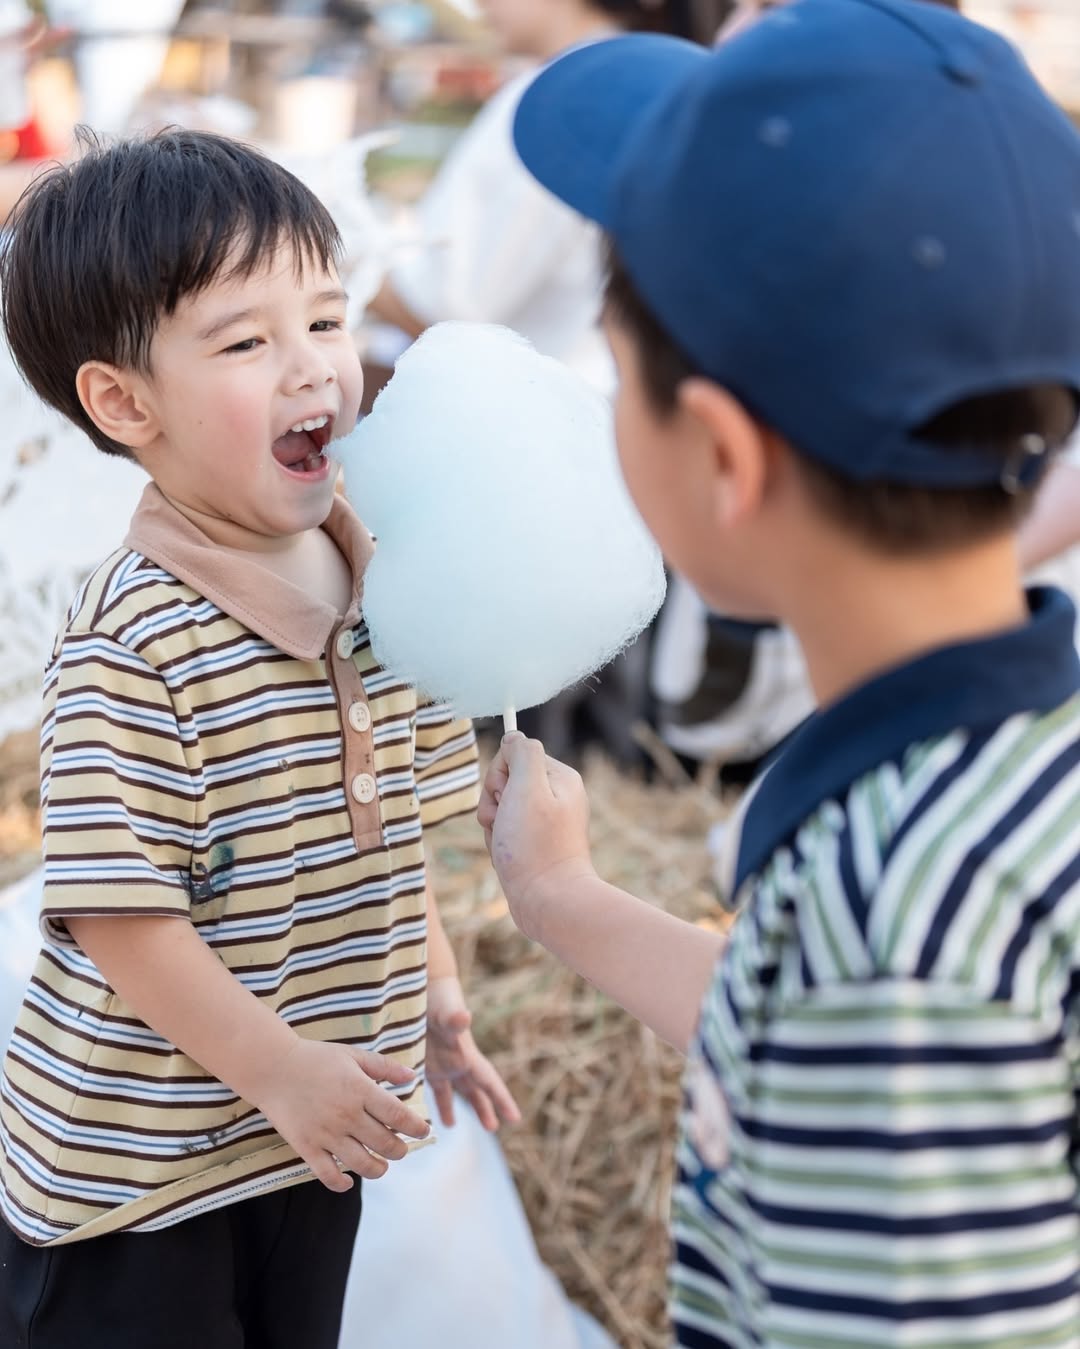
[[605, 248, 1078, 553], [0, 127, 343, 459]]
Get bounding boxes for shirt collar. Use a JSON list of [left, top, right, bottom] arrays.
[[734, 586, 1080, 892], [124, 482, 374, 660]]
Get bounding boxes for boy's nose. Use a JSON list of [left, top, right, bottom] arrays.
[[286, 344, 337, 393]]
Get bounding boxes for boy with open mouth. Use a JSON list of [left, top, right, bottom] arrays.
[[0, 127, 518, 1348]]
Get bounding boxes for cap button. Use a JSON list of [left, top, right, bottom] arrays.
[[940, 43, 982, 86]]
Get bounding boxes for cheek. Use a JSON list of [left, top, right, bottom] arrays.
[[203, 410, 261, 461], [614, 406, 683, 557], [613, 402, 650, 511], [336, 345, 365, 424], [209, 379, 269, 440]]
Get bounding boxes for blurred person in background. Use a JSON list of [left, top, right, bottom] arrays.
[[0, 1, 37, 157], [0, 0, 51, 220], [370, 0, 714, 767], [370, 0, 714, 388]]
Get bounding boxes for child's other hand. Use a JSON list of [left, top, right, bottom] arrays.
[[426, 976, 521, 1131], [478, 732, 596, 939], [251, 1038, 430, 1192]]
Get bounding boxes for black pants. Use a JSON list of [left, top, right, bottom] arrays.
[[0, 1179, 362, 1348]]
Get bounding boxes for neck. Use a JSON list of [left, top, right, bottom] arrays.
[[783, 534, 1028, 708], [159, 490, 310, 559], [532, 11, 622, 61]]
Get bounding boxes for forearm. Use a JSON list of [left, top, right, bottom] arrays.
[[368, 278, 427, 341], [66, 915, 299, 1106], [424, 882, 459, 981], [527, 868, 725, 1052]]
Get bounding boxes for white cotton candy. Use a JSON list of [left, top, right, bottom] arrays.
[[338, 322, 666, 719]]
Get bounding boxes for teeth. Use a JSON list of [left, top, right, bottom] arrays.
[[289, 414, 330, 434]]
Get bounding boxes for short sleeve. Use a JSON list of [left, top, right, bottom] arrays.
[[39, 631, 198, 943], [412, 701, 479, 829]]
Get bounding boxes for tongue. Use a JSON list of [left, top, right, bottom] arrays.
[[273, 429, 317, 468]]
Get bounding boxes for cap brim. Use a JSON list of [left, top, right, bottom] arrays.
[[513, 34, 709, 228]]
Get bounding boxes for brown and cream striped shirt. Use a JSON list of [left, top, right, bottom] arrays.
[[0, 483, 479, 1246]]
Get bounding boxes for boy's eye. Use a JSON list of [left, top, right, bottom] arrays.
[[311, 319, 343, 333], [223, 337, 260, 354]]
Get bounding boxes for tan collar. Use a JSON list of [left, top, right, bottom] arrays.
[[124, 483, 374, 660]]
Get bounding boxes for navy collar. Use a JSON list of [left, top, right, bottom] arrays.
[[735, 587, 1080, 892]]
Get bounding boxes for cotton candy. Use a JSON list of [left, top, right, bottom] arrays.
[[338, 322, 666, 719]]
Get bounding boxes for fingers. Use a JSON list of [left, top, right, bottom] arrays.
[[432, 1077, 455, 1128], [365, 1087, 431, 1140], [432, 1054, 522, 1133], [484, 1068, 522, 1127], [334, 1137, 389, 1181], [481, 749, 510, 804], [307, 1148, 356, 1193], [500, 732, 553, 790], [460, 1078, 514, 1132], [468, 1059, 521, 1131], [349, 1047, 416, 1087], [466, 1081, 498, 1131], [481, 734, 553, 801], [479, 734, 559, 836], [431, 1007, 471, 1038], [478, 752, 510, 830], [547, 757, 585, 798]]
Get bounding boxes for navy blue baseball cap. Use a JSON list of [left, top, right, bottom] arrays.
[[513, 0, 1080, 486]]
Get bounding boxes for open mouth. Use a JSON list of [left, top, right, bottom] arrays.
[[272, 414, 334, 476]]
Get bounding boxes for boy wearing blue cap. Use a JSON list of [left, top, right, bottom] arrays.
[[479, 0, 1080, 1343]]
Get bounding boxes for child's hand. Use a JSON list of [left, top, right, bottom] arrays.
[[251, 1038, 430, 1192], [426, 976, 522, 1131], [478, 732, 596, 940]]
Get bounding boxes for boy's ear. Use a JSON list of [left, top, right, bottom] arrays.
[[75, 361, 161, 452], [677, 378, 774, 526]]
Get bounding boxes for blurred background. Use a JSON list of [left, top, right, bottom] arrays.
[[1, 3, 1079, 1347]]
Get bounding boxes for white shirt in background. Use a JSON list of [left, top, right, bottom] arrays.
[[0, 0, 31, 130], [390, 70, 616, 393]]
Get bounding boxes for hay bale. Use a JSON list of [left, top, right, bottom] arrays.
[[0, 730, 42, 889]]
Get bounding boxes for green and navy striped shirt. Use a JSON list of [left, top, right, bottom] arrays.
[[671, 588, 1080, 1348]]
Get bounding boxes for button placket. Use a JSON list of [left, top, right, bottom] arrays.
[[330, 624, 381, 846]]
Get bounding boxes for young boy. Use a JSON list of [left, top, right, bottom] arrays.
[[480, 1, 1080, 1343], [0, 128, 517, 1348]]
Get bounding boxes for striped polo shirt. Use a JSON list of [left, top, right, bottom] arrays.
[[671, 588, 1080, 1348], [0, 483, 479, 1247]]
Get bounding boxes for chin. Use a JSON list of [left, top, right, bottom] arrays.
[[696, 577, 780, 624], [283, 490, 337, 535]]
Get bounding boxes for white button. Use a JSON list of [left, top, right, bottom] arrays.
[[348, 701, 371, 733], [350, 773, 376, 805], [335, 630, 355, 660]]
